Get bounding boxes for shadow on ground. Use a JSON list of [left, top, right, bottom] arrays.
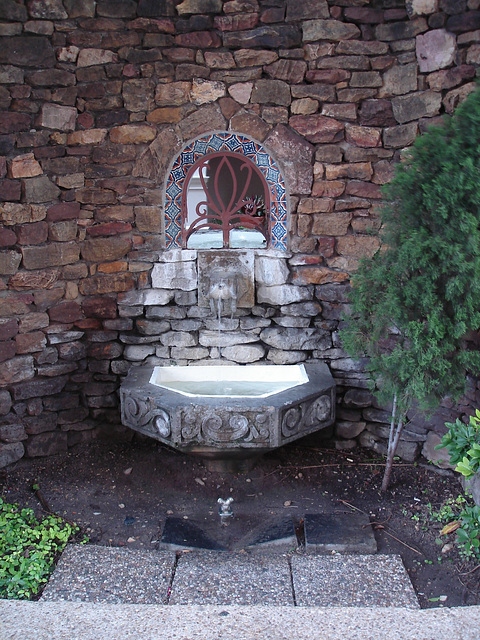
[[1, 432, 479, 608]]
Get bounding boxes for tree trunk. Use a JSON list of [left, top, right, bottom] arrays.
[[381, 394, 406, 492]]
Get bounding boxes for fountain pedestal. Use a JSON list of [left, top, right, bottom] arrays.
[[120, 363, 335, 472]]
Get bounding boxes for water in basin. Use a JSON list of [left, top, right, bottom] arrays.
[[149, 364, 309, 398]]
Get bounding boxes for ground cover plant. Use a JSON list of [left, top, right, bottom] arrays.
[[341, 87, 480, 491], [436, 410, 480, 561], [0, 496, 79, 599]]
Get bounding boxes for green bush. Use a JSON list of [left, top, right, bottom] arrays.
[[341, 86, 480, 490], [435, 410, 480, 560], [437, 409, 480, 479], [0, 498, 79, 600], [457, 503, 480, 560]]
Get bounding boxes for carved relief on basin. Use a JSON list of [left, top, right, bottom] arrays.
[[120, 363, 335, 472]]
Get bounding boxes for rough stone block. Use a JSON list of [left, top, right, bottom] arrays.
[[81, 236, 131, 262], [224, 25, 300, 49], [0, 180, 21, 202], [67, 129, 107, 145], [0, 423, 27, 443], [0, 340, 16, 362], [17, 313, 49, 335], [8, 269, 58, 291], [124, 344, 155, 361], [251, 79, 291, 106], [151, 261, 197, 291], [46, 202, 80, 222], [392, 90, 442, 123], [24, 412, 58, 435], [48, 301, 83, 324], [39, 103, 77, 131], [0, 442, 24, 468], [25, 431, 68, 458], [48, 220, 78, 242], [335, 420, 366, 439], [336, 235, 380, 259], [375, 17, 428, 41], [220, 344, 265, 363], [0, 390, 12, 416], [257, 284, 312, 306], [87, 342, 123, 360], [264, 124, 313, 194], [0, 113, 31, 135], [10, 375, 67, 402], [289, 114, 344, 144], [255, 256, 289, 286], [136, 319, 170, 335], [265, 59, 306, 84], [214, 14, 258, 31], [82, 297, 117, 319], [345, 124, 381, 148], [80, 273, 135, 295], [15, 331, 46, 354], [0, 355, 34, 385], [77, 48, 117, 68], [260, 327, 330, 351], [383, 122, 418, 148], [0, 65, 24, 85], [22, 242, 79, 269], [9, 153, 42, 179], [23, 176, 61, 203], [416, 28, 456, 72], [0, 36, 54, 67], [16, 221, 48, 245], [303, 19, 360, 42], [311, 212, 352, 236], [0, 249, 22, 275]]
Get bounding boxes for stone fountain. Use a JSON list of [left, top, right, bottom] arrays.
[[120, 250, 335, 471]]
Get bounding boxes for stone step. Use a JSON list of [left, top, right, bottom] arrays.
[[3, 600, 480, 640], [40, 545, 419, 609]]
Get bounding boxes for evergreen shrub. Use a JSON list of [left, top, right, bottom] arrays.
[[341, 87, 480, 490]]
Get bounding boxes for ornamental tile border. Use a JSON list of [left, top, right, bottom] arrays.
[[165, 132, 288, 251]]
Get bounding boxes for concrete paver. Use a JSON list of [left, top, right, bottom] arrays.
[[169, 551, 294, 605], [41, 546, 176, 605], [292, 554, 420, 608]]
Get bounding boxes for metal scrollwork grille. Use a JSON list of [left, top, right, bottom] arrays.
[[182, 152, 270, 249]]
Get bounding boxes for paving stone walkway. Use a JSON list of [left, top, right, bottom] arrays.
[[3, 544, 480, 640], [40, 545, 419, 609]]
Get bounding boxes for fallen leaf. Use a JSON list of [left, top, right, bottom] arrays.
[[440, 521, 460, 536]]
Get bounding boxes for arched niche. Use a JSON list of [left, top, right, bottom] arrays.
[[164, 132, 288, 251]]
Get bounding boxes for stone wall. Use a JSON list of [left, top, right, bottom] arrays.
[[1, 0, 480, 468]]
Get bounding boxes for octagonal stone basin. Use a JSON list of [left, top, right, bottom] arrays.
[[120, 363, 335, 472]]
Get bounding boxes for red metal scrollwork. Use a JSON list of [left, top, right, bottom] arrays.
[[181, 152, 270, 248]]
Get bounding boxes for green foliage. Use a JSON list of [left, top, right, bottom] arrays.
[[457, 503, 480, 560], [0, 498, 79, 600], [428, 494, 480, 561], [432, 409, 480, 561], [436, 409, 480, 478], [341, 87, 480, 418], [428, 494, 467, 522]]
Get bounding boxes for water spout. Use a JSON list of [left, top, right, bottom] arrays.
[[218, 497, 234, 526], [207, 270, 237, 323]]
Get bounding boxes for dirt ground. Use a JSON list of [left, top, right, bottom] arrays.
[[1, 431, 479, 609]]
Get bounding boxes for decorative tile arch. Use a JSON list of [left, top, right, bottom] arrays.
[[164, 132, 288, 251]]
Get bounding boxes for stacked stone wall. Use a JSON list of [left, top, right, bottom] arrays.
[[1, 0, 480, 468]]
